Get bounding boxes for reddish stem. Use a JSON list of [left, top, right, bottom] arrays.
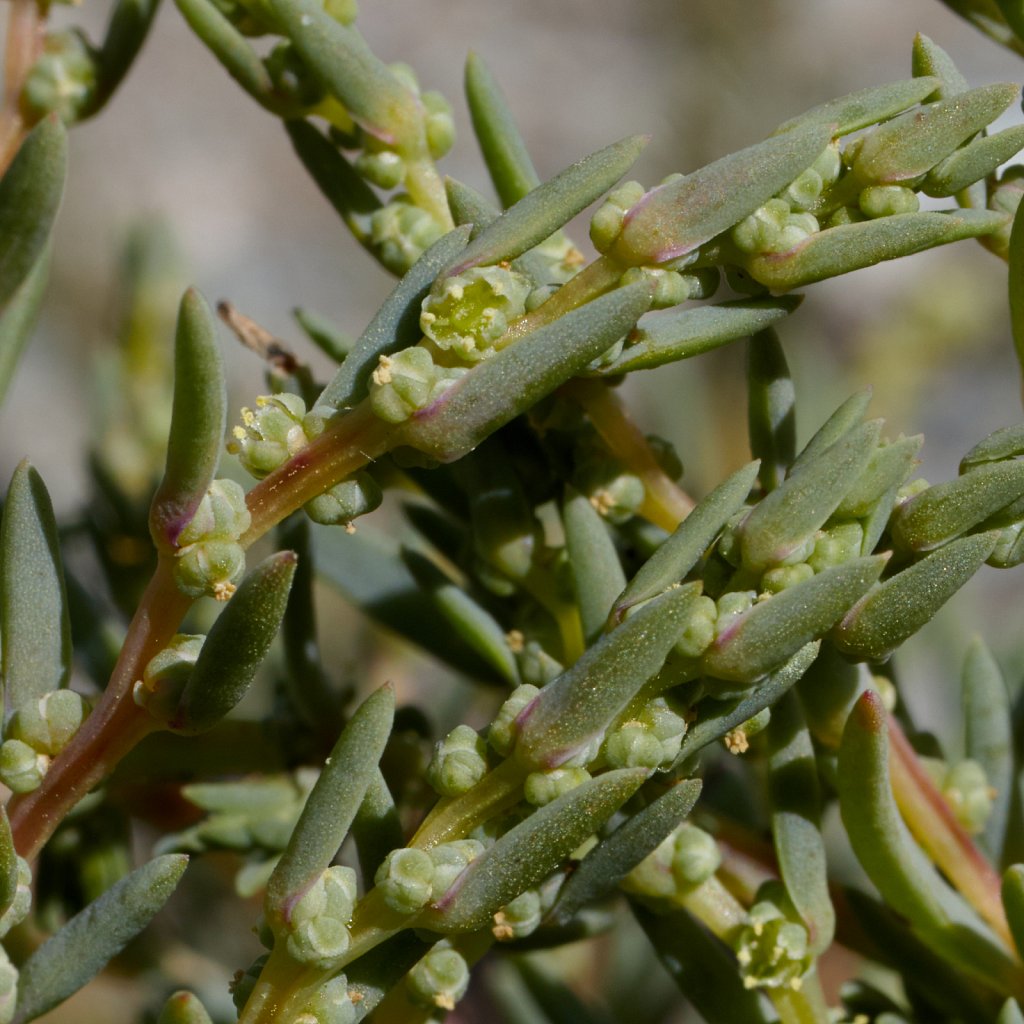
[[0, 0, 47, 174]]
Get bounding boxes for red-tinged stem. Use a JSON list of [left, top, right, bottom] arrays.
[[562, 378, 695, 532], [0, 0, 47, 174], [887, 716, 1012, 949]]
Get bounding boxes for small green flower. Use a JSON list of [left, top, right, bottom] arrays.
[[724, 707, 771, 754], [368, 346, 466, 424], [0, 858, 32, 938], [808, 522, 864, 572], [22, 30, 98, 123], [406, 946, 470, 1011], [426, 724, 488, 796], [173, 479, 252, 600], [370, 197, 445, 275], [858, 185, 920, 218], [422, 90, 455, 159], [735, 895, 812, 992], [0, 740, 47, 794], [524, 766, 591, 807], [228, 393, 322, 480], [285, 866, 357, 967], [304, 472, 383, 527], [375, 848, 435, 914], [492, 888, 542, 940], [428, 839, 484, 898], [297, 973, 357, 1024], [761, 562, 815, 594], [671, 824, 721, 888], [673, 595, 718, 658], [923, 757, 996, 835], [732, 198, 792, 255], [133, 635, 204, 720], [5, 689, 89, 755], [355, 149, 406, 190], [590, 180, 646, 253], [489, 683, 540, 755]]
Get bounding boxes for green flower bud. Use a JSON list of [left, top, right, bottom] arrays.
[[426, 724, 488, 797], [516, 640, 564, 687], [768, 211, 820, 253], [428, 840, 484, 898], [735, 897, 812, 991], [22, 29, 98, 123], [811, 142, 842, 188], [723, 707, 771, 754], [230, 954, 269, 1012], [6, 689, 88, 755], [732, 198, 791, 255], [0, 739, 47, 794], [714, 590, 756, 638], [671, 824, 721, 887], [619, 267, 692, 309], [264, 42, 325, 108], [228, 393, 320, 480], [780, 167, 824, 212], [858, 185, 920, 219], [421, 265, 531, 363], [923, 758, 995, 835], [177, 479, 251, 547], [355, 150, 406, 190], [524, 766, 591, 807], [982, 166, 1024, 259], [0, 859, 32, 938], [673, 595, 718, 658], [825, 205, 867, 228], [173, 538, 247, 602], [375, 848, 435, 914], [368, 346, 466, 424], [489, 683, 540, 755], [590, 180, 646, 253], [989, 521, 1024, 568], [370, 197, 445, 275], [304, 472, 383, 527], [493, 888, 542, 940], [406, 946, 470, 1011], [423, 91, 455, 159], [604, 722, 667, 769], [761, 562, 815, 594], [134, 634, 204, 720], [808, 521, 864, 572], [298, 974, 357, 1024], [0, 948, 17, 1024], [285, 865, 357, 966]]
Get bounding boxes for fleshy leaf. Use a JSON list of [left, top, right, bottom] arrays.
[[149, 289, 226, 550], [747, 328, 795, 493], [746, 209, 1009, 291], [0, 248, 48, 407], [157, 991, 214, 1024], [446, 176, 500, 233], [464, 52, 541, 207], [911, 35, 969, 98], [999, 999, 1024, 1024], [551, 779, 702, 925], [13, 854, 188, 1024], [266, 684, 393, 927], [739, 420, 881, 571], [1004, 865, 1024, 960], [422, 768, 648, 931], [293, 307, 354, 364], [961, 424, 1024, 469], [702, 557, 886, 684], [767, 691, 834, 954], [0, 809, 18, 920], [772, 78, 940, 136], [834, 435, 922, 519], [594, 297, 801, 376], [563, 486, 627, 643], [891, 461, 1024, 551], [444, 135, 648, 278], [170, 552, 297, 734], [352, 769, 403, 883], [923, 125, 1024, 198], [1, 461, 72, 710], [399, 280, 654, 462], [790, 388, 873, 473], [610, 122, 834, 266], [0, 117, 66, 316], [1009, 192, 1024, 386], [93, 0, 162, 116], [838, 691, 1023, 994], [834, 533, 998, 662], [515, 583, 705, 770], [318, 226, 471, 410], [614, 461, 759, 619]]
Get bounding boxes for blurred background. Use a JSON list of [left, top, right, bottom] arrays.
[[5, 0, 1024, 1018]]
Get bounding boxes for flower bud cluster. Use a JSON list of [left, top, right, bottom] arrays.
[[374, 839, 484, 914], [282, 865, 358, 967], [602, 696, 688, 770], [133, 634, 204, 721], [22, 30, 98, 123], [367, 346, 467, 424], [406, 944, 470, 1011], [734, 894, 812, 992], [172, 479, 251, 601], [0, 690, 90, 794], [488, 684, 540, 755], [492, 887, 543, 940], [228, 393, 326, 480], [369, 198, 446, 276], [623, 822, 721, 901], [426, 725, 489, 797], [921, 757, 996, 835]]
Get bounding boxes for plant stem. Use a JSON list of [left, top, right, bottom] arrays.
[[769, 970, 830, 1024], [0, 0, 46, 174]]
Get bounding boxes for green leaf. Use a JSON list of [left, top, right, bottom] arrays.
[[516, 583, 705, 770], [400, 279, 654, 462], [13, 854, 188, 1024], [681, 641, 819, 762], [284, 120, 381, 246], [1, 461, 72, 709], [421, 768, 648, 931], [891, 460, 1024, 551], [446, 176, 500, 234], [610, 122, 834, 266], [962, 637, 1013, 865], [266, 0, 419, 143], [465, 51, 541, 207], [834, 434, 922, 519], [790, 388, 873, 473], [747, 328, 795, 493], [614, 461, 759, 619], [266, 684, 393, 927], [767, 691, 834, 955], [563, 486, 626, 643], [923, 125, 1024, 198], [772, 77, 941, 136], [318, 226, 471, 410], [352, 768, 404, 883], [834, 533, 998, 661], [853, 83, 1020, 184], [170, 551, 297, 734], [345, 931, 434, 1016], [0, 247, 48, 407], [633, 905, 776, 1024], [445, 135, 648, 277], [0, 117, 66, 316], [92, 0, 161, 116], [596, 297, 801, 376], [702, 557, 886, 684], [739, 420, 881, 571], [551, 779, 702, 925], [1010, 189, 1024, 384], [911, 35, 969, 98], [293, 307, 354, 364], [149, 289, 226, 550], [999, 999, 1024, 1024], [1004, 864, 1024, 959], [746, 209, 1009, 291], [402, 548, 520, 686], [0, 808, 19, 920], [513, 961, 614, 1024], [962, 424, 1024, 469], [156, 991, 214, 1024], [838, 691, 1022, 994], [174, 0, 286, 113]]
